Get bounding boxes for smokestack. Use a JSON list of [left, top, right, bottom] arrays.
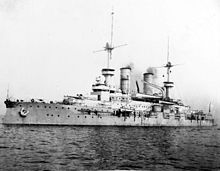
[[143, 72, 154, 95], [120, 67, 131, 94]]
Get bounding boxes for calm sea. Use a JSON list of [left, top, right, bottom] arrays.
[[0, 124, 220, 170]]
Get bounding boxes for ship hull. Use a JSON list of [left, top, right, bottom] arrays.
[[2, 102, 214, 126]]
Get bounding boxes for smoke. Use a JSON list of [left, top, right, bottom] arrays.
[[146, 67, 158, 79], [125, 62, 134, 70], [0, 0, 24, 13], [124, 62, 142, 93], [125, 64, 220, 127], [123, 64, 160, 94]]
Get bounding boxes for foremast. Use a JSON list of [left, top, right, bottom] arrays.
[[92, 10, 127, 100]]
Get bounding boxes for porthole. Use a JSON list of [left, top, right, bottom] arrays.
[[55, 107, 58, 109], [37, 105, 40, 108], [46, 114, 49, 116], [20, 105, 22, 107], [92, 116, 94, 118], [30, 106, 32, 107], [51, 114, 53, 116], [68, 115, 70, 117], [100, 117, 102, 119], [62, 107, 64, 109], [68, 107, 70, 110], [45, 106, 47, 108], [77, 116, 79, 118], [49, 106, 51, 108], [85, 116, 87, 118], [58, 115, 60, 117]]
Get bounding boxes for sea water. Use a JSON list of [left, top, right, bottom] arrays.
[[0, 124, 220, 170]]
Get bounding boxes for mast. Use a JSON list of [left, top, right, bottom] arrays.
[[163, 37, 174, 100], [93, 10, 127, 69], [102, 10, 115, 87], [110, 10, 114, 51], [93, 10, 127, 87], [106, 10, 114, 68], [167, 37, 170, 82], [6, 84, 10, 100]]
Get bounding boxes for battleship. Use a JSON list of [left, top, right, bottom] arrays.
[[2, 12, 215, 126]]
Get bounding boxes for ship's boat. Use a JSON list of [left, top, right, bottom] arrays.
[[2, 12, 215, 126]]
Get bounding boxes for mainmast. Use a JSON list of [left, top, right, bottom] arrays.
[[166, 37, 170, 82], [163, 37, 174, 100]]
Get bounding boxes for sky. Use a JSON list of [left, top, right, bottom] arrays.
[[0, 0, 219, 122]]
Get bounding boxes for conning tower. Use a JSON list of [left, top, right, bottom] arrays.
[[120, 67, 131, 94]]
